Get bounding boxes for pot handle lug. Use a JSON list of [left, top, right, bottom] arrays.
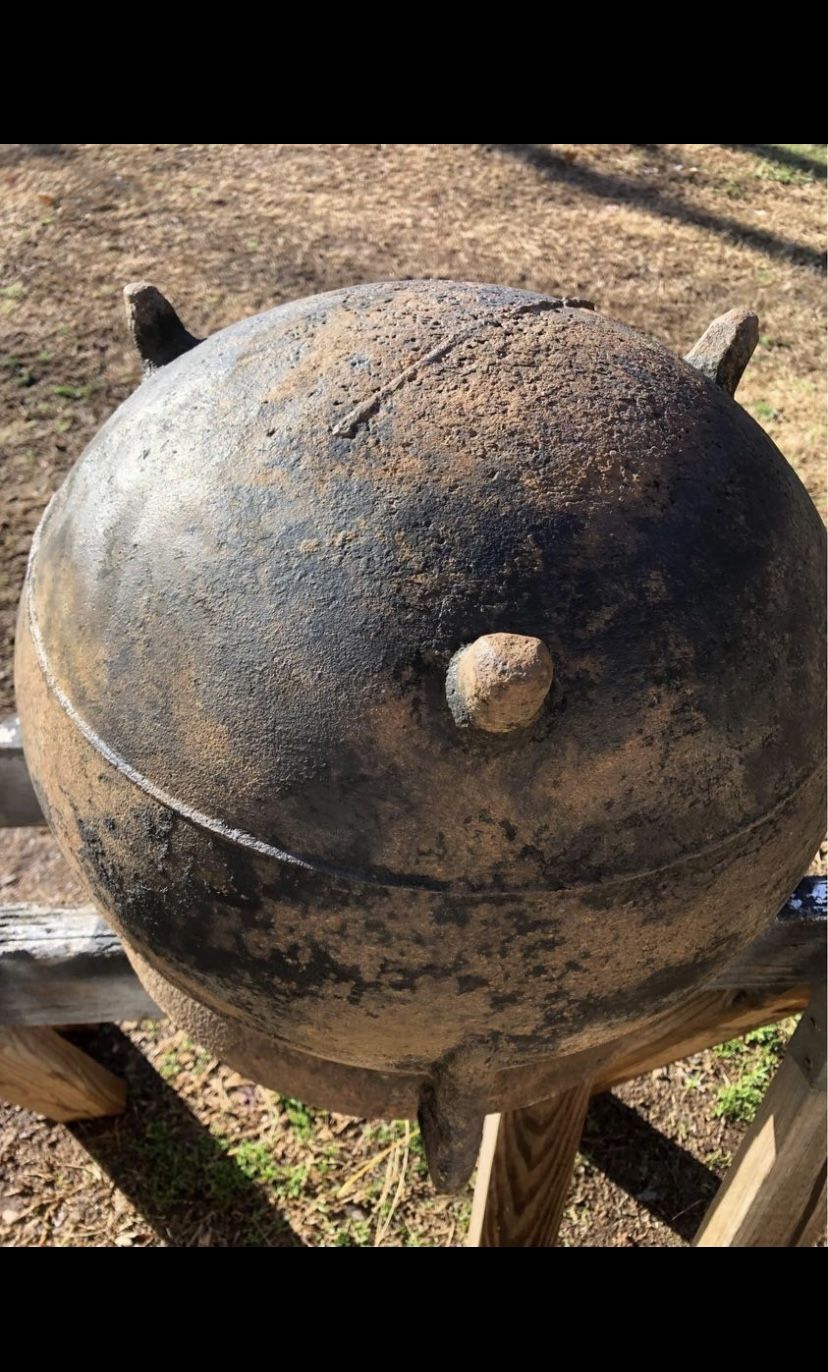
[[684, 307, 759, 397], [123, 282, 202, 375], [418, 1047, 491, 1193]]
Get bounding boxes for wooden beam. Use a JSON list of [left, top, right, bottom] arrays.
[[794, 1170, 827, 1248], [467, 984, 813, 1246], [467, 1114, 501, 1245], [0, 715, 45, 827], [593, 986, 811, 1096], [0, 904, 160, 1027], [693, 986, 827, 1247], [468, 1080, 592, 1247], [709, 876, 826, 991], [0, 1025, 126, 1120]]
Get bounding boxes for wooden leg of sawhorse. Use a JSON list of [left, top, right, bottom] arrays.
[[0, 1026, 126, 1121], [465, 983, 818, 1247], [694, 985, 826, 1247], [467, 1080, 592, 1247]]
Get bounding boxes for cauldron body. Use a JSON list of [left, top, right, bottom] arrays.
[[16, 280, 825, 1185]]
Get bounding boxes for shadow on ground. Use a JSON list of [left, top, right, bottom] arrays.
[[494, 144, 826, 273], [66, 1025, 305, 1248], [581, 1092, 721, 1242], [719, 144, 826, 177]]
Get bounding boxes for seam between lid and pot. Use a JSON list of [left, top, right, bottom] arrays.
[[23, 507, 822, 898]]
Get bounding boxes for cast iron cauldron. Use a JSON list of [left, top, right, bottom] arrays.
[[16, 280, 826, 1189]]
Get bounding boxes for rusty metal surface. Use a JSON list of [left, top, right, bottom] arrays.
[[15, 280, 827, 1188], [446, 633, 555, 733], [684, 307, 759, 396], [123, 282, 201, 374]]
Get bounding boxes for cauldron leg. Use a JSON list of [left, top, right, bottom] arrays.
[[417, 1050, 488, 1193]]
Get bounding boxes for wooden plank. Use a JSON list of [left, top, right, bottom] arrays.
[[794, 1169, 827, 1248], [468, 1080, 592, 1246], [467, 1114, 501, 1246], [0, 715, 45, 827], [0, 1025, 126, 1120], [593, 986, 812, 1096], [0, 903, 160, 1026], [694, 986, 827, 1247], [466, 986, 812, 1246], [710, 876, 826, 990]]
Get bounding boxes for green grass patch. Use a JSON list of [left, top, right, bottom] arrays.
[[229, 1139, 280, 1185], [278, 1096, 315, 1141], [135, 1121, 249, 1208], [712, 1020, 797, 1124], [157, 1049, 181, 1080], [334, 1217, 372, 1246], [750, 400, 780, 423], [52, 383, 92, 401], [133, 1119, 313, 1211], [750, 145, 825, 185], [776, 143, 827, 166]]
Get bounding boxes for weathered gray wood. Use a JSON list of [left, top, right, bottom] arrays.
[[0, 904, 159, 1026], [0, 716, 45, 827], [710, 875, 826, 990]]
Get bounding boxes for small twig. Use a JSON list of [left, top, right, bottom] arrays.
[[375, 1122, 410, 1247], [670, 1197, 706, 1225], [336, 1140, 399, 1199], [373, 1143, 400, 1247]]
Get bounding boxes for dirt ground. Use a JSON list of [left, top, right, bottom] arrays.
[[1, 143, 825, 1247]]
